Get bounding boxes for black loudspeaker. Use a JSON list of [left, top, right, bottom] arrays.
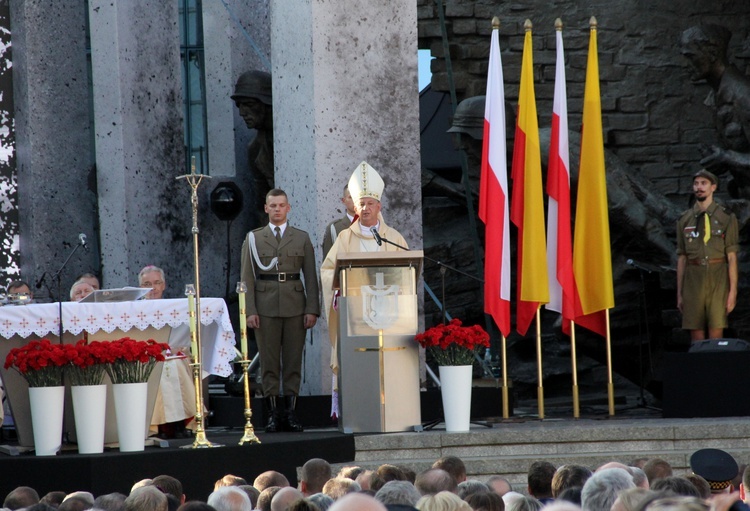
[[663, 351, 750, 417], [688, 338, 750, 353]]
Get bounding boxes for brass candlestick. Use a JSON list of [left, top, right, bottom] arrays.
[[237, 281, 260, 445], [177, 157, 221, 448]]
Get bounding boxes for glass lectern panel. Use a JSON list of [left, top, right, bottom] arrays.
[[341, 266, 417, 336]]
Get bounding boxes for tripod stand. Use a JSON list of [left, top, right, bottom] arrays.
[[628, 260, 661, 411]]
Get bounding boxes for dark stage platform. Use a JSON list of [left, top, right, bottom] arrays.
[[0, 429, 354, 502]]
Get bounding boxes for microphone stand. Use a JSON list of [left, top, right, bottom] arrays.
[[52, 241, 85, 343]]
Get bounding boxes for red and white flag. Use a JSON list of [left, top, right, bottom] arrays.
[[545, 23, 575, 329], [479, 21, 511, 338]]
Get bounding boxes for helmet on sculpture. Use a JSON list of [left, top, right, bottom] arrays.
[[231, 70, 272, 106]]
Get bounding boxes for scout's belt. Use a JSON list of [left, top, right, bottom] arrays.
[[256, 273, 301, 282], [687, 257, 726, 266]]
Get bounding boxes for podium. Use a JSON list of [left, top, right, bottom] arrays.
[[334, 251, 423, 433]]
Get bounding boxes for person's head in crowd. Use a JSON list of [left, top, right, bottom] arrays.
[[416, 469, 458, 496], [208, 487, 252, 511], [501, 492, 523, 509], [630, 468, 649, 490], [322, 478, 360, 500], [300, 458, 332, 497], [271, 488, 304, 511], [611, 489, 659, 511], [401, 468, 417, 485], [486, 477, 512, 498], [125, 487, 168, 511], [4, 486, 41, 510], [527, 461, 556, 501], [177, 502, 217, 511], [432, 457, 467, 484], [682, 474, 710, 501], [733, 464, 747, 494], [308, 494, 334, 511], [506, 496, 542, 511], [631, 459, 650, 470], [40, 492, 67, 509], [70, 279, 95, 301], [338, 467, 364, 481], [75, 273, 101, 291], [94, 493, 127, 511], [132, 480, 154, 492], [556, 488, 582, 507], [166, 495, 181, 511], [552, 465, 593, 499], [287, 498, 321, 511], [329, 493, 387, 511], [153, 475, 185, 504], [357, 471, 375, 492], [7, 280, 32, 299], [542, 503, 582, 511], [463, 492, 504, 511], [371, 465, 407, 493], [215, 475, 249, 490], [237, 486, 259, 509], [741, 466, 750, 504], [58, 496, 93, 511], [257, 488, 282, 511], [415, 491, 472, 511], [456, 481, 489, 500], [640, 496, 709, 511], [63, 489, 93, 503], [596, 462, 632, 474], [581, 468, 635, 511], [139, 265, 166, 300], [255, 472, 291, 491], [26, 504, 57, 511], [689, 448, 738, 494], [643, 459, 673, 485], [650, 477, 700, 498], [375, 481, 421, 507]]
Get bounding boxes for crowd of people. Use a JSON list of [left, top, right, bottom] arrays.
[[3, 451, 750, 511]]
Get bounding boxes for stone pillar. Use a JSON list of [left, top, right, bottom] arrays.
[[88, 0, 188, 288], [270, 0, 423, 395], [11, 0, 98, 297]]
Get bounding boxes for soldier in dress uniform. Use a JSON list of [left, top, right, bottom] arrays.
[[240, 189, 320, 432]]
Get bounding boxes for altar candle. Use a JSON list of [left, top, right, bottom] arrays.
[[236, 282, 248, 358], [185, 284, 198, 359]]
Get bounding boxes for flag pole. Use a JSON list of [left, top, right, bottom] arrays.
[[570, 320, 580, 418], [501, 332, 509, 418], [535, 307, 544, 419], [605, 309, 615, 415]]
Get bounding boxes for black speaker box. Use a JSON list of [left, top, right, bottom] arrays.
[[688, 338, 750, 353], [663, 351, 750, 418]]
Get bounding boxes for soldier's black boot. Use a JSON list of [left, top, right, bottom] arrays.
[[265, 396, 282, 433], [284, 395, 304, 432]]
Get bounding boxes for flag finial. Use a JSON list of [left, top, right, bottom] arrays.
[[492, 16, 500, 29], [555, 18, 563, 31], [589, 16, 597, 29], [524, 19, 532, 32]]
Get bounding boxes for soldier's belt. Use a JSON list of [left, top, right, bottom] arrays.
[[687, 257, 726, 266], [256, 273, 301, 282]]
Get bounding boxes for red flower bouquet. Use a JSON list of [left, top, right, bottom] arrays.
[[4, 339, 72, 387], [67, 340, 112, 386], [415, 319, 490, 366], [103, 338, 169, 384]]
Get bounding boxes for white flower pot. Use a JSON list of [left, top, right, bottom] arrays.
[[71, 384, 107, 454], [439, 365, 473, 432], [29, 386, 65, 456], [112, 382, 148, 452]]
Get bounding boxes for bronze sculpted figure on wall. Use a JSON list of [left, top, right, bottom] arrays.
[[681, 24, 750, 200], [232, 70, 274, 200]]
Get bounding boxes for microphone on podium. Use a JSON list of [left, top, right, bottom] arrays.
[[370, 227, 383, 246]]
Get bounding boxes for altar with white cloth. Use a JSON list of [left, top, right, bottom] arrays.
[[0, 297, 236, 448]]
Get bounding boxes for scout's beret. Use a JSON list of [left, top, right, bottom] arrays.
[[693, 169, 718, 186], [690, 448, 738, 492]]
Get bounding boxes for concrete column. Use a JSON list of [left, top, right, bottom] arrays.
[[270, 0, 423, 395], [88, 0, 188, 288], [11, 0, 98, 296]]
